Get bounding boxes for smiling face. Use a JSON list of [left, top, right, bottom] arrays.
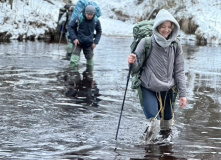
[[157, 21, 173, 39]]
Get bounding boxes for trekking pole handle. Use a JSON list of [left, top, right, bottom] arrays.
[[132, 52, 140, 64]]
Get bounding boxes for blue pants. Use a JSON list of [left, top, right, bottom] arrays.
[[141, 87, 174, 120]]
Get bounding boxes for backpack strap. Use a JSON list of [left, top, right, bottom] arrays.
[[133, 36, 152, 71], [144, 36, 152, 60], [94, 15, 98, 26], [140, 36, 152, 67], [79, 12, 84, 23], [76, 12, 84, 31], [171, 39, 178, 55]]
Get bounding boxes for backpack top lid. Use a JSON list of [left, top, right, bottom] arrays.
[[130, 20, 154, 53], [133, 20, 154, 41], [88, 1, 101, 17], [70, 0, 101, 23]]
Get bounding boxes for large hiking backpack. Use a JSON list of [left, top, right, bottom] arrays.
[[129, 19, 178, 106], [130, 20, 155, 90], [67, 0, 101, 37], [56, 4, 75, 33], [130, 20, 155, 53], [70, 0, 101, 22]]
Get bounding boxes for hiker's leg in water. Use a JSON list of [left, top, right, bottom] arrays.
[[66, 38, 73, 60], [83, 46, 94, 72], [66, 45, 81, 98], [70, 45, 81, 68], [160, 89, 174, 130], [69, 45, 81, 95], [141, 87, 160, 141], [161, 89, 174, 120], [141, 87, 160, 120]]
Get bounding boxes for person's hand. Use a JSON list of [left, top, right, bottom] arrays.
[[73, 39, 80, 47], [91, 43, 96, 49], [128, 53, 136, 63], [179, 97, 187, 108]]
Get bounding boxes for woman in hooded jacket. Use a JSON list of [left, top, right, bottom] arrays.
[[128, 9, 187, 142]]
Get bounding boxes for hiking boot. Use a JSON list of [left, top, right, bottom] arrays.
[[144, 118, 160, 142], [159, 129, 172, 140]]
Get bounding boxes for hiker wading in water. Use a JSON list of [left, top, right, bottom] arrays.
[[128, 9, 187, 142], [68, 4, 102, 70]]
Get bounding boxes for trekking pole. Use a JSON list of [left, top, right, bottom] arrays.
[[115, 64, 132, 140], [58, 24, 65, 50], [58, 10, 69, 50]]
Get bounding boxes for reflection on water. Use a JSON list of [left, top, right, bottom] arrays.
[[0, 37, 220, 159], [64, 63, 101, 107]]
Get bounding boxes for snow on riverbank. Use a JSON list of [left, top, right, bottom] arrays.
[[0, 0, 221, 44]]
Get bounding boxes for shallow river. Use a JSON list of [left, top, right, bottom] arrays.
[[0, 36, 220, 160]]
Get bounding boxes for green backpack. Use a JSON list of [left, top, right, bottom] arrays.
[[130, 20, 155, 53], [130, 20, 154, 90]]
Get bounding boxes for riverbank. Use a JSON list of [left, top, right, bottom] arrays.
[[1, 0, 221, 45]]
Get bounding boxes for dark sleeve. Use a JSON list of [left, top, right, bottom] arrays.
[[94, 19, 102, 44], [68, 16, 78, 42]]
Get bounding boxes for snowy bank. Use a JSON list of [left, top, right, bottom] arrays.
[[0, 0, 62, 39], [96, 0, 221, 45], [0, 0, 221, 45]]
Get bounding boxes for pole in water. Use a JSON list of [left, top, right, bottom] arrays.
[[58, 24, 65, 51], [115, 64, 132, 140]]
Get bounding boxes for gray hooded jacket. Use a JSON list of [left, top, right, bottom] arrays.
[[131, 9, 186, 97]]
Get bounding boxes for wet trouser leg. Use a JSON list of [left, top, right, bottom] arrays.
[[141, 87, 174, 141], [70, 45, 81, 69], [68, 45, 81, 94], [67, 38, 73, 60], [160, 89, 174, 130], [83, 46, 94, 72], [141, 87, 160, 120], [160, 89, 174, 120], [141, 87, 174, 120]]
